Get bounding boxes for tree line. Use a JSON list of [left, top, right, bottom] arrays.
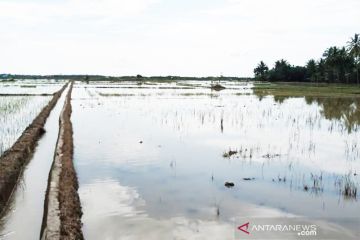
[[254, 34, 360, 84], [0, 74, 250, 82]]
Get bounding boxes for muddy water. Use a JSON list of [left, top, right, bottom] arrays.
[[72, 81, 360, 239], [0, 85, 69, 239]]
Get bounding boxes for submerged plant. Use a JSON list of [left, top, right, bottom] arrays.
[[342, 176, 358, 199], [222, 149, 238, 158], [335, 174, 358, 200]]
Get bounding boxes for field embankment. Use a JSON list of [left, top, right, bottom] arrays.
[[0, 93, 54, 97], [0, 83, 68, 215], [253, 82, 360, 97], [41, 81, 83, 240]]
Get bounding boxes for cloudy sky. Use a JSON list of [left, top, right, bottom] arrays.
[[0, 0, 359, 77]]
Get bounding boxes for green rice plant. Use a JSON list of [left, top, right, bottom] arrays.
[[0, 96, 51, 155]]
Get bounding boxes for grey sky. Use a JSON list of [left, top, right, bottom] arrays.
[[0, 0, 359, 77]]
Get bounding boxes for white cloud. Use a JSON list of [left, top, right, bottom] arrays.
[[0, 0, 159, 19], [0, 0, 359, 76]]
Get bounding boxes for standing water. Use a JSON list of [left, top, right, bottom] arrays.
[[72, 81, 360, 239], [0, 85, 69, 239]]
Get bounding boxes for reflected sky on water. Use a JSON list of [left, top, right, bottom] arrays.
[[72, 81, 360, 239]]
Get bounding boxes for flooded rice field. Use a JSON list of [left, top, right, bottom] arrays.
[[0, 84, 69, 239], [71, 81, 359, 239], [0, 80, 65, 155], [0, 96, 51, 155], [0, 79, 359, 239], [0, 79, 65, 95]]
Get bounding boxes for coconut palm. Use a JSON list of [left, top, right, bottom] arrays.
[[323, 47, 339, 82], [254, 61, 269, 81], [252, 34, 360, 84], [347, 33, 360, 85], [306, 59, 317, 82], [323, 47, 353, 83]]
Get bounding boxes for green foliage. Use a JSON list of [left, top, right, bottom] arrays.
[[254, 61, 268, 80], [254, 34, 360, 84], [306, 59, 317, 82], [348, 34, 360, 61], [0, 74, 251, 82], [265, 59, 307, 82]]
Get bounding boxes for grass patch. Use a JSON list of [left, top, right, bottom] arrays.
[[98, 92, 135, 97], [253, 82, 360, 98]]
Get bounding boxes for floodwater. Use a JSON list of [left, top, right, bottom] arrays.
[[0, 85, 69, 239], [72, 81, 360, 239], [0, 79, 65, 95], [0, 79, 65, 155]]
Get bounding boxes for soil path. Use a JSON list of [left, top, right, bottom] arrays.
[[0, 83, 68, 215], [0, 84, 70, 239], [41, 81, 83, 240]]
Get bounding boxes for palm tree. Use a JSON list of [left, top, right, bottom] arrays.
[[323, 46, 340, 82], [254, 61, 269, 81], [274, 59, 291, 81], [306, 59, 317, 82], [347, 33, 360, 85], [316, 59, 326, 82]]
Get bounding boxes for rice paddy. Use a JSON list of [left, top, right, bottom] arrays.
[[0, 96, 51, 155], [0, 79, 359, 239], [71, 80, 359, 239]]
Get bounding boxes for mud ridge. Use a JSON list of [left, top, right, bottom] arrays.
[[0, 83, 68, 216], [41, 81, 83, 240], [0, 93, 54, 96]]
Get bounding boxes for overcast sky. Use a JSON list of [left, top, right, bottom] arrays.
[[0, 0, 359, 77]]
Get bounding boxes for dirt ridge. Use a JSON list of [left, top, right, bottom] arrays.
[[41, 81, 84, 240], [0, 83, 68, 216]]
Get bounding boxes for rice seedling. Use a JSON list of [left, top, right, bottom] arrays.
[[335, 174, 358, 199], [0, 96, 51, 155], [301, 173, 324, 195]]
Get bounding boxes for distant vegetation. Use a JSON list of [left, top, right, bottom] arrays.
[[254, 34, 360, 84], [0, 74, 250, 82], [2, 34, 359, 84]]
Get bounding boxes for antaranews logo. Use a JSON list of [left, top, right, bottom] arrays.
[[237, 222, 317, 236], [235, 217, 360, 240], [238, 222, 250, 235]]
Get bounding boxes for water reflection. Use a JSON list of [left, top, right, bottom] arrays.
[[79, 180, 289, 240], [72, 81, 359, 239], [254, 89, 360, 133], [306, 97, 360, 133]]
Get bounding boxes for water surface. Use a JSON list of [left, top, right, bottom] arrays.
[[72, 81, 360, 239], [0, 85, 69, 239]]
